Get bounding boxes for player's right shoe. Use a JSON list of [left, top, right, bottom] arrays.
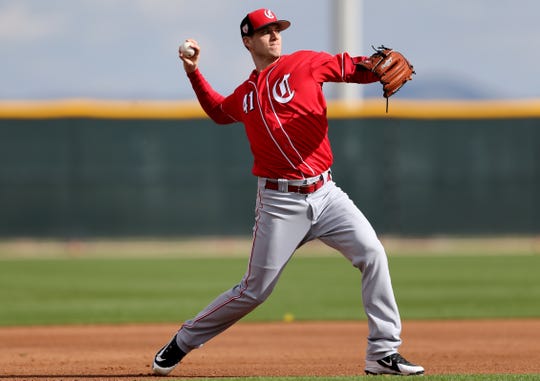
[[152, 334, 187, 376], [365, 353, 424, 376]]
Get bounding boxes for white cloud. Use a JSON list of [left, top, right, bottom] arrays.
[[0, 2, 66, 42]]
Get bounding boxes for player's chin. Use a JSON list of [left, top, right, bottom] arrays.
[[268, 49, 281, 59]]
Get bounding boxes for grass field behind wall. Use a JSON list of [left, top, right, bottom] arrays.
[[0, 237, 539, 326]]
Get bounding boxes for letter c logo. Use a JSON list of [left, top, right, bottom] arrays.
[[272, 74, 295, 104]]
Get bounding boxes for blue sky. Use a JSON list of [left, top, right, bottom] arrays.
[[1, 0, 539, 100]]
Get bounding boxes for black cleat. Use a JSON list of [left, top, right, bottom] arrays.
[[152, 334, 186, 376], [365, 353, 424, 376]]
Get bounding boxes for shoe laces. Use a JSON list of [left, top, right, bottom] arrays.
[[157, 336, 184, 363], [390, 353, 413, 365]]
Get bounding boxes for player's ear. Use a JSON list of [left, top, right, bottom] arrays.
[[242, 36, 251, 51]]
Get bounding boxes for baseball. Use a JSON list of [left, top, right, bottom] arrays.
[[180, 41, 195, 58]]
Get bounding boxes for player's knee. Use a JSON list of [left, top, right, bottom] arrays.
[[239, 281, 275, 305], [242, 290, 270, 305], [351, 240, 387, 270]]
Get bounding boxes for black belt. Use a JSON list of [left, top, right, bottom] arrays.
[[265, 172, 331, 194]]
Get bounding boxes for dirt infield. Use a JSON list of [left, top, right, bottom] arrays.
[[1, 319, 539, 380]]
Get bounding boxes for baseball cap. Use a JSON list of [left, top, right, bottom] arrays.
[[240, 8, 291, 37]]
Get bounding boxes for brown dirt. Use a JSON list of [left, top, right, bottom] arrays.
[[1, 319, 539, 380]]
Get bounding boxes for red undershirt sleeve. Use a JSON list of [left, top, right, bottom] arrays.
[[187, 69, 237, 125], [343, 54, 380, 84], [310, 51, 379, 85]]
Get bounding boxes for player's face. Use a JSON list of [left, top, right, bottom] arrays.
[[250, 24, 282, 59]]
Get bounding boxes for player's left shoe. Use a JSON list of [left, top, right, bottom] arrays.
[[152, 334, 186, 376], [365, 353, 424, 376]]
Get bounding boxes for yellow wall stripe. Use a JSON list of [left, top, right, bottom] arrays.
[[1, 98, 540, 120], [0, 99, 203, 120]]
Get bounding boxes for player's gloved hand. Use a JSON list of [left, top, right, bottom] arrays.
[[357, 46, 415, 98]]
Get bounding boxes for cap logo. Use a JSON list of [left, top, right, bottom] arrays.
[[264, 9, 276, 19], [241, 8, 289, 37]]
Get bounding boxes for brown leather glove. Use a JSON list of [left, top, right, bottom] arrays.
[[358, 46, 415, 98]]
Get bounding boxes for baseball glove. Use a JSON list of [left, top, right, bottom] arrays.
[[357, 45, 415, 99]]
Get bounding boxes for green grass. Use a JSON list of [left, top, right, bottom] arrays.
[[390, 255, 540, 319], [159, 376, 540, 381], [0, 253, 539, 326]]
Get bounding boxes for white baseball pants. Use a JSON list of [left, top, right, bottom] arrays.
[[176, 174, 402, 361]]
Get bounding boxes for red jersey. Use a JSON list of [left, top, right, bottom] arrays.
[[187, 50, 378, 179]]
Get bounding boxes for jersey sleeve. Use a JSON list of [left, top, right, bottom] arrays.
[[309, 51, 379, 84], [187, 69, 238, 125]]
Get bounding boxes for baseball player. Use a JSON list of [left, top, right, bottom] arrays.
[[153, 8, 423, 376]]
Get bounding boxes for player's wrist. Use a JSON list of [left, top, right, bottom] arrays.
[[185, 66, 199, 76]]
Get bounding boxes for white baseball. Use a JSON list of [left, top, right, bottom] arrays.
[[180, 41, 195, 58]]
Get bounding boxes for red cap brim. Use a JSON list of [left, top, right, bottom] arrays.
[[254, 20, 291, 33]]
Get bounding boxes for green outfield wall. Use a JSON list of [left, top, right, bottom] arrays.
[[0, 100, 539, 237]]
